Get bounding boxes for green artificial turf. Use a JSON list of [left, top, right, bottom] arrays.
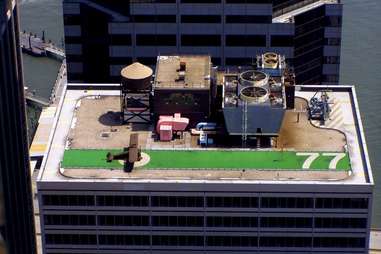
[[61, 149, 122, 169], [62, 149, 351, 171]]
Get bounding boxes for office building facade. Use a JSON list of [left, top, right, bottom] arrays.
[[39, 182, 372, 254], [0, 0, 37, 253], [63, 0, 342, 85]]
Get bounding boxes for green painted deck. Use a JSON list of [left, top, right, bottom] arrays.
[[62, 149, 351, 171]]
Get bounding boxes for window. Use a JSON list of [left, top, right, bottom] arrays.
[[315, 198, 368, 209], [42, 195, 95, 206], [132, 15, 176, 23], [211, 57, 221, 65], [99, 235, 150, 246], [207, 216, 258, 227], [152, 235, 204, 246], [226, 0, 271, 3], [65, 36, 81, 44], [322, 74, 339, 83], [260, 237, 312, 247], [261, 197, 313, 208], [136, 57, 157, 65], [271, 35, 294, 47], [98, 215, 149, 226], [131, 0, 176, 2], [152, 216, 204, 227], [181, 35, 221, 46], [181, 15, 221, 23], [44, 214, 96, 226], [226, 15, 271, 23], [63, 14, 81, 25], [225, 58, 254, 66], [136, 34, 176, 46], [206, 196, 258, 208], [110, 35, 132, 45], [151, 196, 204, 207], [207, 236, 258, 247], [109, 57, 133, 65], [325, 16, 342, 27], [260, 217, 312, 228], [45, 234, 97, 245], [226, 35, 266, 47], [97, 195, 149, 207], [324, 56, 340, 64], [315, 217, 367, 228], [325, 37, 341, 46], [181, 0, 221, 3], [313, 237, 365, 248]]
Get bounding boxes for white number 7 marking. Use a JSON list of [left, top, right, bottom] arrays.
[[322, 153, 346, 169], [296, 152, 319, 169]]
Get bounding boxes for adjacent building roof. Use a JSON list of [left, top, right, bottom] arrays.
[[154, 55, 211, 89]]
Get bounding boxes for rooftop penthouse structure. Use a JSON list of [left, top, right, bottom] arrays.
[[37, 54, 373, 254], [63, 0, 342, 85]]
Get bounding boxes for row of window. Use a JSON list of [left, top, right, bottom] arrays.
[[128, 15, 272, 24], [135, 34, 291, 47], [69, 34, 294, 47], [109, 57, 251, 66], [45, 234, 366, 248], [126, 15, 340, 26], [42, 195, 369, 209], [44, 214, 368, 229], [129, 0, 273, 4], [72, 34, 267, 47]]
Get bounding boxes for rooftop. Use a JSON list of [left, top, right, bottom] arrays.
[[154, 55, 211, 89], [37, 83, 372, 185]]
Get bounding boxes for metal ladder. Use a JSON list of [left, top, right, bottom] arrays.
[[242, 101, 248, 147]]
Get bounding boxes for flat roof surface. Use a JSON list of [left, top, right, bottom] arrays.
[[154, 55, 211, 89], [37, 84, 373, 185]]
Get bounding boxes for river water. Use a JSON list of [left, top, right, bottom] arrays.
[[19, 0, 381, 227]]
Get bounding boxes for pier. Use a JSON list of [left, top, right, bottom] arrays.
[[20, 31, 65, 61], [21, 30, 67, 108], [25, 91, 49, 108], [25, 60, 67, 108], [49, 59, 67, 104]]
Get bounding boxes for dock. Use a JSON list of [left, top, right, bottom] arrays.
[[25, 60, 67, 108], [20, 32, 65, 61], [25, 91, 49, 108]]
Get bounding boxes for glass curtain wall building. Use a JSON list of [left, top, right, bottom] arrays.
[[62, 0, 342, 85], [0, 0, 37, 253]]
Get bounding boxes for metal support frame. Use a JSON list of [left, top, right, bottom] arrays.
[[121, 88, 151, 124]]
